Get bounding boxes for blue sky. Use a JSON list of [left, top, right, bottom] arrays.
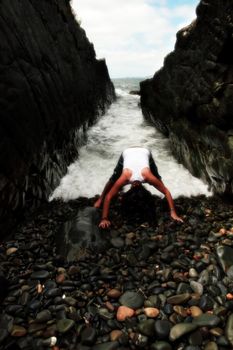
[[71, 0, 200, 78]]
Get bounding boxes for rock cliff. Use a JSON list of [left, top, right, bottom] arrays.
[[0, 0, 115, 234], [140, 0, 233, 196]]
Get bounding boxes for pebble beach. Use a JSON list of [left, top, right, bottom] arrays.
[[1, 194, 233, 350]]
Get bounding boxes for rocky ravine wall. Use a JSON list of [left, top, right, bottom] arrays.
[[0, 0, 115, 234], [140, 0, 233, 197]]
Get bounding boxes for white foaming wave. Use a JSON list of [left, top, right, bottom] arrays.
[[115, 88, 129, 97], [50, 79, 212, 201]]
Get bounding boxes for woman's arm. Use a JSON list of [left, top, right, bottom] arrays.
[[94, 180, 114, 208], [99, 175, 128, 229], [144, 171, 183, 223], [94, 154, 123, 208]]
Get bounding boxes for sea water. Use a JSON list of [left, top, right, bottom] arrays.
[[50, 78, 211, 201]]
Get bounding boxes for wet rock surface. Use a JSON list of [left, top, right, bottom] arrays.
[[140, 0, 233, 196], [0, 194, 233, 349], [0, 0, 115, 235], [56, 207, 109, 262]]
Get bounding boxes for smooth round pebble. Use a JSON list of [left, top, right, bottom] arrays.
[[110, 330, 124, 341], [144, 307, 159, 318], [170, 323, 197, 341], [116, 306, 135, 321], [119, 291, 144, 309], [155, 320, 172, 340]]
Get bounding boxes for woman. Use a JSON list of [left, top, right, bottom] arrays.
[[95, 147, 183, 228]]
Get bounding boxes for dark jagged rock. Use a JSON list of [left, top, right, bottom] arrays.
[[129, 90, 140, 95], [140, 0, 233, 196], [0, 0, 115, 235]]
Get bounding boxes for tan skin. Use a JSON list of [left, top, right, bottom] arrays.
[[96, 167, 183, 229]]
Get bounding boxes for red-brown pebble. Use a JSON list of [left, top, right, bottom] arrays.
[[11, 325, 27, 337], [56, 273, 66, 284], [144, 307, 160, 318], [105, 301, 115, 312], [107, 289, 122, 299], [219, 228, 227, 235], [116, 306, 135, 321], [188, 306, 203, 317], [110, 330, 124, 341]]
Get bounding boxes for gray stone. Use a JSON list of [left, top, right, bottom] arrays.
[[138, 319, 155, 337], [225, 313, 233, 346], [35, 310, 52, 323], [0, 314, 13, 334], [119, 291, 145, 309], [177, 283, 192, 294], [192, 314, 220, 327], [147, 295, 159, 307], [45, 288, 62, 298], [31, 270, 50, 280], [154, 320, 172, 340], [190, 281, 203, 295], [167, 293, 190, 305], [64, 296, 77, 307], [94, 342, 119, 350], [198, 270, 210, 285], [98, 308, 114, 320], [188, 330, 203, 346], [151, 341, 172, 350], [56, 319, 75, 333], [227, 265, 233, 280], [81, 327, 97, 346], [28, 323, 47, 334], [216, 246, 233, 272], [170, 323, 197, 341], [216, 336, 230, 347], [199, 295, 214, 311], [110, 237, 124, 248]]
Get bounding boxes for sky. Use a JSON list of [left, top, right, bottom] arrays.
[[71, 0, 200, 78]]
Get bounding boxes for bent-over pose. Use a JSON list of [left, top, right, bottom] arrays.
[[95, 147, 183, 228]]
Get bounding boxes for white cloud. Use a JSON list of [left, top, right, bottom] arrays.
[[71, 0, 199, 77]]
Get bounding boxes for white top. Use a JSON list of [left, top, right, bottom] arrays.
[[123, 147, 150, 183]]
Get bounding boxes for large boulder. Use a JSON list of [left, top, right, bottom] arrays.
[[140, 0, 233, 197], [56, 207, 109, 261], [0, 0, 115, 234]]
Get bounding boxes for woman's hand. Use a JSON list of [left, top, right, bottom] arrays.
[[170, 211, 184, 223], [99, 219, 111, 229]]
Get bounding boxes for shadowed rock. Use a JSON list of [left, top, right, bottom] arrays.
[[0, 0, 115, 235]]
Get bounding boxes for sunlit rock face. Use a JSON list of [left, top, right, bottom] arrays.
[[140, 0, 233, 197], [0, 0, 115, 234]]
